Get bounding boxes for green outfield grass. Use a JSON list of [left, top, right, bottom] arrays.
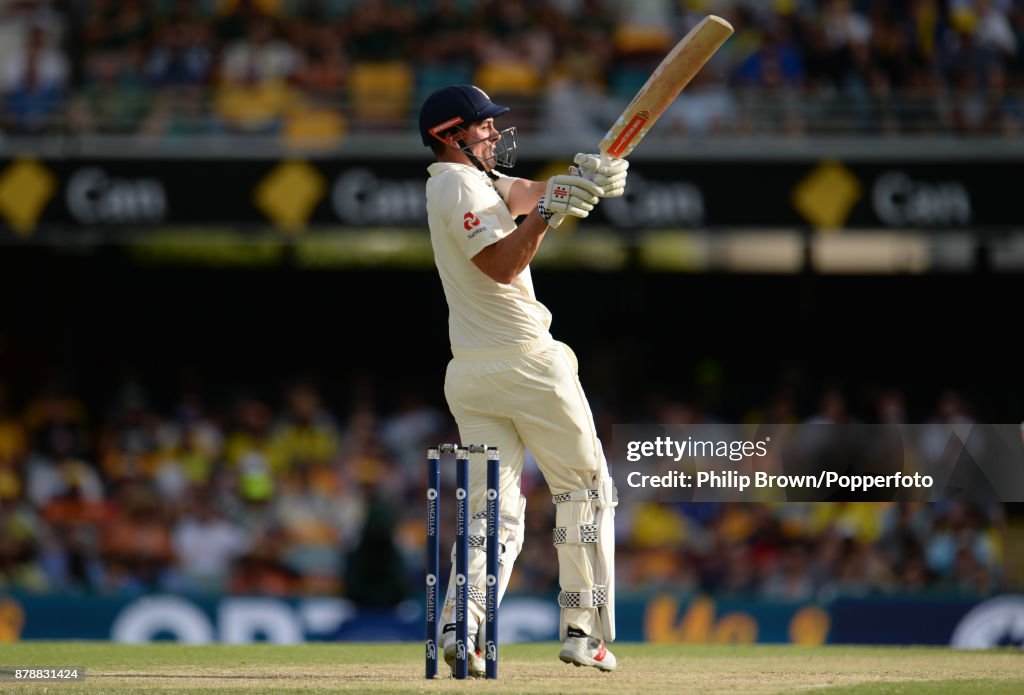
[[1, 642, 1022, 694]]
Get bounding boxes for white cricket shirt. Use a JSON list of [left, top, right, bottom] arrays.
[[426, 162, 553, 350]]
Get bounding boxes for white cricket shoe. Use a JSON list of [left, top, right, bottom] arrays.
[[559, 627, 617, 672], [442, 623, 485, 678]]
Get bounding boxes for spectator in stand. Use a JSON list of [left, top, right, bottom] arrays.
[[36, 475, 108, 592], [213, 0, 266, 44], [172, 491, 250, 594], [926, 501, 1004, 594], [229, 525, 299, 596], [220, 13, 300, 84], [760, 542, 816, 601], [290, 22, 347, 96], [82, 0, 150, 57], [412, 0, 481, 69], [6, 0, 1024, 137], [25, 426, 103, 511], [145, 20, 213, 88], [345, 0, 416, 62], [268, 379, 340, 473], [379, 390, 447, 474], [271, 465, 348, 593], [343, 473, 410, 608], [138, 3, 215, 135], [213, 13, 301, 134], [735, 16, 807, 88], [96, 383, 158, 490], [733, 14, 808, 133], [478, 0, 554, 70], [150, 421, 218, 505], [1, 23, 69, 133], [0, 387, 27, 494], [74, 0, 154, 133], [0, 365, 1014, 604], [225, 397, 278, 503], [99, 480, 174, 594], [0, 475, 49, 591]]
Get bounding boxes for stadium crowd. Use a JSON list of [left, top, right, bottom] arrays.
[[0, 0, 1023, 137], [0, 374, 1008, 605]]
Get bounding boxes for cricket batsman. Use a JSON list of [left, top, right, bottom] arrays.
[[419, 84, 628, 676]]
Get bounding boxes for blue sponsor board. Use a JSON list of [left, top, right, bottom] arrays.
[[829, 597, 974, 646], [1, 591, 1020, 648], [831, 595, 1024, 648]]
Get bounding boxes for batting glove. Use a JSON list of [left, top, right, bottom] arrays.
[[537, 174, 602, 229], [571, 153, 629, 198]]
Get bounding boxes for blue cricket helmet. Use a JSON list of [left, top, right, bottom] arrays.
[[418, 85, 511, 146]]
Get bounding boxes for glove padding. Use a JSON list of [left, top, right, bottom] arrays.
[[572, 153, 629, 198], [537, 174, 602, 229]]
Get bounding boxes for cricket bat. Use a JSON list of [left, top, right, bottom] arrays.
[[599, 15, 734, 163]]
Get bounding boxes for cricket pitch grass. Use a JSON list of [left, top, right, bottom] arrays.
[[2, 642, 1023, 694]]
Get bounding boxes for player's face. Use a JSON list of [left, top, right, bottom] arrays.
[[464, 119, 501, 169]]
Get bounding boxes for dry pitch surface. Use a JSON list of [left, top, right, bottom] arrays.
[[2, 642, 1023, 694]]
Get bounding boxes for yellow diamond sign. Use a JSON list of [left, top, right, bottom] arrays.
[[255, 160, 326, 233], [792, 160, 862, 231], [0, 158, 57, 237]]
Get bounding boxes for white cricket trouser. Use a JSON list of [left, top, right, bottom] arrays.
[[439, 335, 607, 639]]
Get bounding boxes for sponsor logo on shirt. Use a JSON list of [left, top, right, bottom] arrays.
[[464, 211, 487, 238]]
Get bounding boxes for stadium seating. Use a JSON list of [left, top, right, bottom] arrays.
[[349, 61, 414, 130]]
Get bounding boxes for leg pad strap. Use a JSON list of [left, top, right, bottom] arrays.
[[552, 489, 599, 504], [446, 584, 487, 610], [558, 586, 608, 609], [553, 524, 599, 545]]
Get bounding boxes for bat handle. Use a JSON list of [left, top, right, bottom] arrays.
[[599, 152, 611, 169]]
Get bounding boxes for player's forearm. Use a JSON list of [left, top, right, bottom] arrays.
[[471, 212, 548, 284], [505, 179, 547, 217]]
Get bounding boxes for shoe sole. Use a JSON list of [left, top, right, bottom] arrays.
[[558, 649, 616, 672], [444, 652, 486, 678]]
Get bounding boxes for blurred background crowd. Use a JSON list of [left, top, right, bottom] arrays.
[[0, 0, 1019, 621], [0, 372, 1009, 605], [1, 0, 1023, 139]]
